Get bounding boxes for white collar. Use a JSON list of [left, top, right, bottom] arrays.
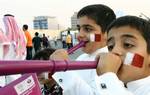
[[87, 46, 108, 57], [127, 76, 150, 91]]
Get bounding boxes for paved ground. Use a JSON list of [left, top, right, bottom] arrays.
[[49, 40, 83, 60], [32, 40, 83, 60]]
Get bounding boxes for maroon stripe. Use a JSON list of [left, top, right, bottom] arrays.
[[132, 54, 144, 68], [95, 34, 101, 42]]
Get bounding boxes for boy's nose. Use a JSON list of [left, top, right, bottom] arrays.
[[77, 31, 87, 42], [111, 45, 124, 57]]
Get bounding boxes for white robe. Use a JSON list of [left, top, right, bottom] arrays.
[[95, 72, 150, 95], [0, 43, 22, 87], [53, 46, 150, 95], [53, 47, 108, 95], [0, 16, 26, 87], [75, 47, 108, 95]]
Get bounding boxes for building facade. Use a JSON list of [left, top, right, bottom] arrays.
[[33, 16, 59, 30], [71, 12, 78, 29]]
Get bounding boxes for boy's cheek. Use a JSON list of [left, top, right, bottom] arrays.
[[124, 52, 144, 68]]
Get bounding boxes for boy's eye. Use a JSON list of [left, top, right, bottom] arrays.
[[107, 44, 114, 51], [83, 27, 93, 32], [77, 25, 80, 31], [123, 43, 134, 49]]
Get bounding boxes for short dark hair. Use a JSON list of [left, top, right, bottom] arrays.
[[32, 48, 56, 60], [77, 4, 116, 33], [35, 32, 39, 36], [107, 16, 150, 54], [67, 30, 70, 34], [23, 24, 28, 30]]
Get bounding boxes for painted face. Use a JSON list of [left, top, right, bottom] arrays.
[[107, 26, 150, 83], [77, 16, 106, 54]]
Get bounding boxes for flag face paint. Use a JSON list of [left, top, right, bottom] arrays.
[[132, 54, 144, 68], [95, 34, 101, 42], [90, 34, 101, 42], [68, 34, 101, 54], [124, 52, 144, 68]]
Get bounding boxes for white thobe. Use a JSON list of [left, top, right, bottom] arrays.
[[95, 72, 150, 95], [53, 46, 150, 95], [0, 43, 22, 87], [53, 47, 108, 95]]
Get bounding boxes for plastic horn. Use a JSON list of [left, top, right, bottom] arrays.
[[67, 41, 86, 54], [67, 34, 101, 54], [0, 60, 97, 76]]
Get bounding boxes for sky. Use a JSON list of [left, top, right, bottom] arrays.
[[0, 0, 150, 29]]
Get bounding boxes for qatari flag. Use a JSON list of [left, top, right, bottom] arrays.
[[124, 52, 144, 68], [68, 34, 101, 54], [89, 34, 101, 42]]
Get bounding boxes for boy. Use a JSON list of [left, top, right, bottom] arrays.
[[96, 16, 150, 95], [32, 48, 63, 95], [23, 24, 33, 60], [51, 4, 116, 95]]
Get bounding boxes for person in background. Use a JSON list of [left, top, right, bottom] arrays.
[[23, 24, 33, 60], [62, 35, 66, 48], [50, 4, 116, 95], [47, 36, 52, 48], [95, 16, 150, 95], [32, 48, 63, 95], [32, 32, 42, 53], [0, 14, 26, 87], [65, 30, 72, 49], [54, 36, 57, 47], [42, 34, 48, 49]]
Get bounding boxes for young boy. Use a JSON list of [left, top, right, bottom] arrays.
[[32, 48, 63, 95], [51, 4, 116, 95], [96, 16, 150, 95], [23, 24, 33, 60]]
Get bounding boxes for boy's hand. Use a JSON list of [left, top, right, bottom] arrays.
[[96, 53, 122, 75], [50, 49, 69, 60]]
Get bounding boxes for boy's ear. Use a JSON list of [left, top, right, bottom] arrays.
[[101, 32, 107, 42], [148, 54, 150, 68]]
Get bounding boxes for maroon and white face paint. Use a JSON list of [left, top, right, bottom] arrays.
[[89, 34, 101, 42], [124, 52, 144, 68], [67, 34, 101, 54]]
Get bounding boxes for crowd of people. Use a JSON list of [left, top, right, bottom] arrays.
[[0, 3, 150, 95], [23, 24, 75, 61]]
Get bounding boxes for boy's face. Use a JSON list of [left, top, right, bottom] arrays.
[[77, 16, 107, 54], [107, 26, 150, 83]]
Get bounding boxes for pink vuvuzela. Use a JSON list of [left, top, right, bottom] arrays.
[[67, 41, 86, 54], [67, 34, 101, 54], [0, 60, 97, 76]]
